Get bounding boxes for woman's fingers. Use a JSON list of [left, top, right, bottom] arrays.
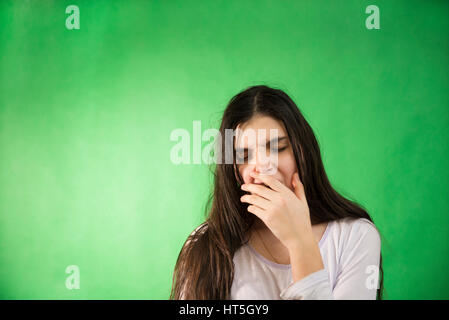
[[249, 172, 287, 193], [246, 205, 266, 220], [241, 183, 278, 200], [292, 172, 307, 202], [240, 194, 271, 210]]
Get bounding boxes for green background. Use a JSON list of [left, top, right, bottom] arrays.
[[0, 0, 448, 299]]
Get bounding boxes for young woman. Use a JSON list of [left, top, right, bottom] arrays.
[[170, 85, 383, 300]]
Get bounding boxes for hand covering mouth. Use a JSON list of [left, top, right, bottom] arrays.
[[259, 182, 274, 190]]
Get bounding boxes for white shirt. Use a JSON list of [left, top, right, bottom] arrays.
[[230, 217, 381, 300]]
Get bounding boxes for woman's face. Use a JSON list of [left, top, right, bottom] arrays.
[[234, 115, 298, 191]]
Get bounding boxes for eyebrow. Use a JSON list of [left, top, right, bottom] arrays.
[[236, 136, 288, 153]]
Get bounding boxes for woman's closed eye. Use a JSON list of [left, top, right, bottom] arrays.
[[273, 146, 287, 153], [236, 146, 288, 163]]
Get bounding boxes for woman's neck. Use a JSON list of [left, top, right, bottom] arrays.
[[250, 218, 280, 244]]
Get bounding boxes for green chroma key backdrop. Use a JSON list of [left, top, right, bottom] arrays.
[[0, 0, 448, 299]]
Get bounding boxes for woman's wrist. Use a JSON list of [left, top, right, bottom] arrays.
[[287, 231, 325, 283], [286, 226, 316, 252], [287, 236, 320, 260]]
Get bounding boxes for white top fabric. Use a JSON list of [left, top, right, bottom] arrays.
[[230, 217, 381, 300]]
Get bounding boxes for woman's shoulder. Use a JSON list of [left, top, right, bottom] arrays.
[[333, 216, 377, 229], [330, 217, 381, 248]]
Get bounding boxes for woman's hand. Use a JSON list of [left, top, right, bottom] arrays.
[[240, 171, 315, 251]]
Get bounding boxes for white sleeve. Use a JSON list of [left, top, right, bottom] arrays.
[[280, 219, 381, 300], [279, 268, 334, 300]]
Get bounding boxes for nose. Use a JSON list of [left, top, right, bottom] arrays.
[[255, 161, 271, 174], [252, 150, 273, 184], [253, 171, 266, 184]]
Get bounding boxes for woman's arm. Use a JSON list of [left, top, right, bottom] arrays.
[[280, 219, 381, 300], [240, 173, 381, 300], [288, 234, 325, 284]]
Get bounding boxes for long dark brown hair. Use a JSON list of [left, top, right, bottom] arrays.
[[170, 85, 384, 300]]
